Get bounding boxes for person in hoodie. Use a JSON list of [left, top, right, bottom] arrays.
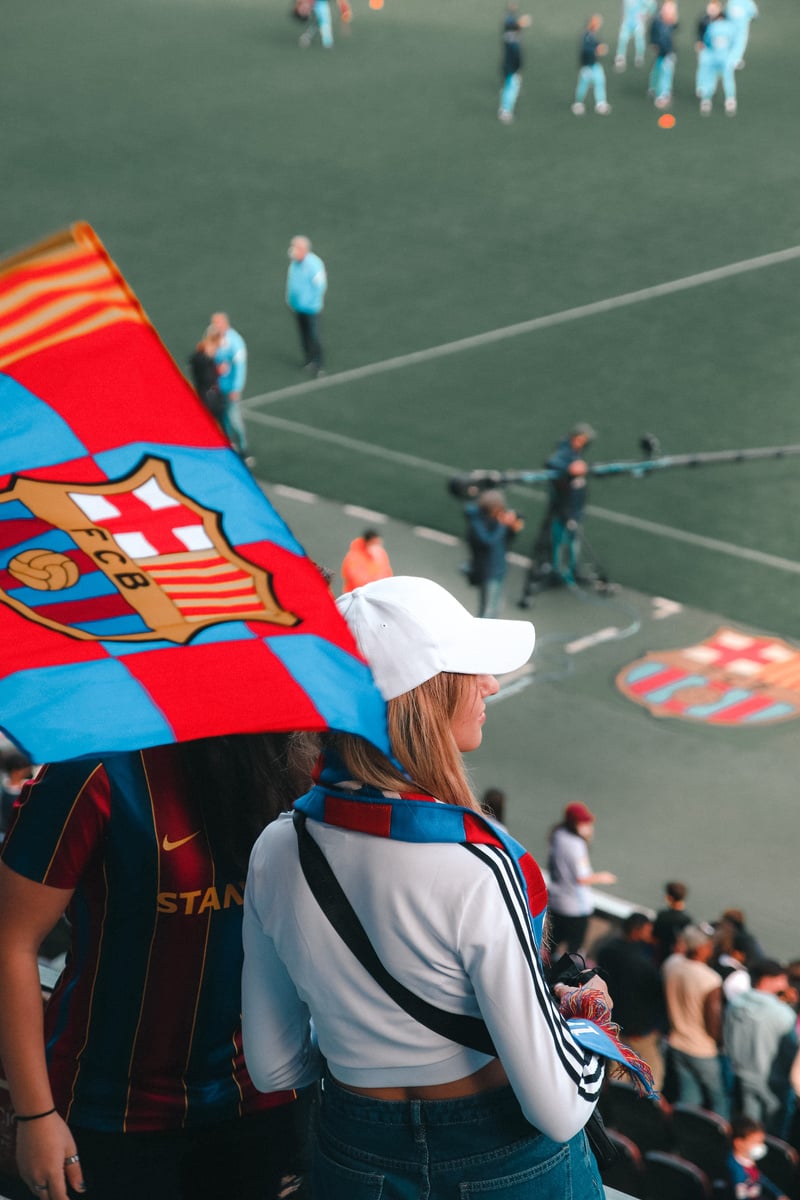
[[341, 529, 393, 593]]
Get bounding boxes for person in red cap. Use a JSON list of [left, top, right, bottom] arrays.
[[547, 801, 618, 956]]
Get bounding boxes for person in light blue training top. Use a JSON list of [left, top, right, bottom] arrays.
[[210, 312, 250, 461], [648, 0, 679, 108], [725, 0, 758, 69], [299, 0, 334, 47], [696, 4, 738, 114], [572, 15, 612, 115], [498, 3, 532, 124], [286, 235, 328, 376], [614, 0, 655, 70]]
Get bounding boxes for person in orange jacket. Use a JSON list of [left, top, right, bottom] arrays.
[[341, 529, 393, 593]]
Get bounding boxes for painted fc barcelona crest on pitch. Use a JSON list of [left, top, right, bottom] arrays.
[[0, 457, 300, 643], [616, 628, 800, 726]]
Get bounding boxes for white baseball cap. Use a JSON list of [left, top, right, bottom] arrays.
[[336, 576, 535, 701]]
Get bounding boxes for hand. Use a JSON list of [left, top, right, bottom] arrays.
[[16, 1114, 85, 1200], [568, 459, 587, 476], [555, 976, 613, 1013], [595, 871, 618, 885]]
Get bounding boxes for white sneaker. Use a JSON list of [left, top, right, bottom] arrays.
[[725, 97, 737, 114], [634, 55, 644, 67], [614, 55, 626, 71], [299, 30, 313, 47], [735, 58, 745, 69], [571, 101, 585, 114], [498, 109, 514, 123], [655, 94, 671, 109], [700, 98, 712, 114], [595, 101, 611, 114]]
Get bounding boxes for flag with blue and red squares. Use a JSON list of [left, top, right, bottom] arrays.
[[0, 223, 388, 762]]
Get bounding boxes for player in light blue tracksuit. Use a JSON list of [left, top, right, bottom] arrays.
[[572, 15, 611, 114], [697, 6, 738, 113], [725, 0, 758, 68], [498, 4, 532, 123], [615, 0, 656, 69], [299, 0, 333, 47]]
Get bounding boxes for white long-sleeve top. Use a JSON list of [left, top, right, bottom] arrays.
[[242, 811, 604, 1144]]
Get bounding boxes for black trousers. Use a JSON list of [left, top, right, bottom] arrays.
[[294, 311, 323, 368], [72, 1097, 310, 1200]]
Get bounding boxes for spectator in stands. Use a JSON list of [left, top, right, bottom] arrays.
[[652, 880, 692, 963], [596, 912, 669, 1090], [663, 924, 730, 1117], [0, 734, 315, 1200], [340, 529, 393, 593], [725, 960, 799, 1137], [0, 750, 34, 838], [241, 577, 624, 1198], [547, 801, 618, 956], [727, 1114, 790, 1200], [718, 907, 766, 962], [714, 927, 755, 1003]]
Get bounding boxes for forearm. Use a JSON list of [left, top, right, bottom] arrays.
[[0, 947, 54, 1116]]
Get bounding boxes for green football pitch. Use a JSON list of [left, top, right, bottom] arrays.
[[4, 0, 799, 950], [4, 0, 799, 634]]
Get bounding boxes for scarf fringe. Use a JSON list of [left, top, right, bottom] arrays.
[[559, 986, 656, 1098]]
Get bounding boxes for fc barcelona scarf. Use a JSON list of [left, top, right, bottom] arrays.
[[294, 754, 657, 1099]]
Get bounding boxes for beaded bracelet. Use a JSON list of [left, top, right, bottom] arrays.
[[13, 1108, 56, 1123]]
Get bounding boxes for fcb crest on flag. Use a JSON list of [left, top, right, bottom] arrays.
[[0, 223, 389, 763], [0, 457, 299, 643], [616, 628, 800, 727]]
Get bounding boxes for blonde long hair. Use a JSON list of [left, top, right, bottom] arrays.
[[329, 672, 481, 811]]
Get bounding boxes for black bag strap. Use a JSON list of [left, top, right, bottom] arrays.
[[293, 810, 496, 1056]]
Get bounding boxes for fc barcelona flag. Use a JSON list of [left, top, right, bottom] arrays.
[[0, 223, 389, 762]]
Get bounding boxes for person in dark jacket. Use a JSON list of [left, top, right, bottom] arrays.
[[188, 326, 225, 426], [464, 489, 524, 618], [572, 15, 611, 114], [648, 0, 678, 108]]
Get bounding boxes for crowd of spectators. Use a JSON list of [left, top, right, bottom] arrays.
[[592, 883, 800, 1196]]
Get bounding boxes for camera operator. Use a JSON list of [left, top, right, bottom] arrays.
[[463, 489, 524, 618]]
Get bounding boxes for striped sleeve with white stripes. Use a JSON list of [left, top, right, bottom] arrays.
[[460, 843, 604, 1144]]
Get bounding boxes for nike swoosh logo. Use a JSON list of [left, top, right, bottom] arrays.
[[162, 831, 200, 852]]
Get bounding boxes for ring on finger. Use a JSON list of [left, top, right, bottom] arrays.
[[64, 1155, 81, 1166]]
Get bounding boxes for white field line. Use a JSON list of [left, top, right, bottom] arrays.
[[250, 410, 800, 576], [242, 244, 800, 408]]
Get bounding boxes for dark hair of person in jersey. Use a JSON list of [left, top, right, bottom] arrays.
[[180, 731, 319, 875]]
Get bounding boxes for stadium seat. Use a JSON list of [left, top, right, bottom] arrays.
[[762, 1134, 800, 1200], [600, 1079, 673, 1153], [644, 1151, 714, 1200], [601, 1129, 646, 1198], [671, 1103, 732, 1184]]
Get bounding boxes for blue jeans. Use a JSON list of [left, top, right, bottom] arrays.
[[313, 1076, 604, 1200], [479, 576, 505, 619], [669, 1047, 730, 1119]]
